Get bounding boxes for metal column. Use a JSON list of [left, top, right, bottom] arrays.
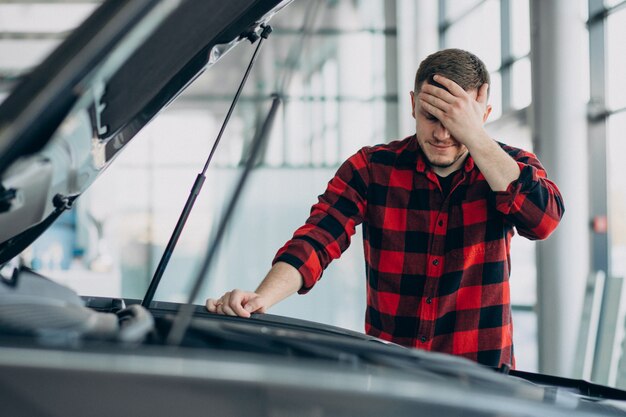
[[530, 0, 590, 377]]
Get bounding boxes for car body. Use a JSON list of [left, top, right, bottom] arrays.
[[0, 1, 625, 416]]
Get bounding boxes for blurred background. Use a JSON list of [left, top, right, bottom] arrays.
[[1, 0, 624, 384]]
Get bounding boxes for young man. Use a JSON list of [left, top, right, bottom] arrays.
[[206, 48, 564, 368]]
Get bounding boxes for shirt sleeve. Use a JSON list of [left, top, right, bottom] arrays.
[[492, 146, 565, 240], [272, 148, 370, 294]]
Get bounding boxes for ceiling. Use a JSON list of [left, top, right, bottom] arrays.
[[0, 0, 388, 112]]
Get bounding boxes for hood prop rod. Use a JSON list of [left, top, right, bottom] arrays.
[[141, 25, 272, 308]]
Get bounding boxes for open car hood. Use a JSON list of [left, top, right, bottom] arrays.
[[1, 273, 626, 417], [0, 0, 291, 264]]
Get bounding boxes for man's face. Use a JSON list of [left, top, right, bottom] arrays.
[[410, 84, 479, 172]]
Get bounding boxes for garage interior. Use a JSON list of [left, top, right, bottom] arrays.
[[0, 0, 625, 387]]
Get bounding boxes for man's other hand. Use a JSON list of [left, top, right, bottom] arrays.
[[205, 289, 268, 318]]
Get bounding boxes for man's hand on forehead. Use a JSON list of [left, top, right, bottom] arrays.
[[417, 74, 490, 147]]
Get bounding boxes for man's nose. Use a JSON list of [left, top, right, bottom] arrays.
[[433, 122, 451, 141]]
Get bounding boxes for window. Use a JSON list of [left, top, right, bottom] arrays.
[[444, 0, 501, 71], [606, 6, 626, 111]]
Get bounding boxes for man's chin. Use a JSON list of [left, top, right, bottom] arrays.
[[425, 155, 457, 169], [424, 150, 468, 170]]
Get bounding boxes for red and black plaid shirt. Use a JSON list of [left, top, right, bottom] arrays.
[[273, 135, 564, 367]]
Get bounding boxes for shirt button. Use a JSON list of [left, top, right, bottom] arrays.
[[426, 297, 432, 304], [432, 259, 439, 266], [438, 220, 444, 227], [420, 336, 427, 343]]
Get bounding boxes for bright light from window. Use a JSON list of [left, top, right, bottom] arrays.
[[607, 112, 626, 279], [511, 57, 532, 109], [445, 0, 501, 72], [604, 0, 626, 8], [0, 39, 60, 70], [488, 71, 502, 120], [0, 3, 96, 33], [511, 0, 530, 58], [0, 4, 97, 75], [607, 7, 626, 110], [444, 0, 483, 22], [322, 59, 339, 166]]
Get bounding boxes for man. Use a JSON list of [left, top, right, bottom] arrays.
[[206, 48, 564, 368]]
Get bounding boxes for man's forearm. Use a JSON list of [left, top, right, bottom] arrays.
[[466, 132, 520, 192], [255, 261, 304, 309]]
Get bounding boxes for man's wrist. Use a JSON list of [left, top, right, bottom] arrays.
[[255, 261, 304, 307], [462, 130, 493, 154], [465, 136, 521, 192]]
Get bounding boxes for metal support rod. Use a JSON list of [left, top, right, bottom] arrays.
[[531, 0, 589, 377], [141, 25, 272, 308]]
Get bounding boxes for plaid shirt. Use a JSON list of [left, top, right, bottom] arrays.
[[273, 135, 564, 367]]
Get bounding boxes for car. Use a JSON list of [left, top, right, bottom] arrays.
[[1, 1, 625, 416]]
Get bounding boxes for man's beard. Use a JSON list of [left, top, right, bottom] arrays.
[[425, 149, 469, 169]]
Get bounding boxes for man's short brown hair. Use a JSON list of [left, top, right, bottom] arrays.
[[414, 48, 490, 95]]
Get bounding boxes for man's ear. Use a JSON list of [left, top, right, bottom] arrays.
[[483, 104, 493, 123], [410, 91, 416, 119]]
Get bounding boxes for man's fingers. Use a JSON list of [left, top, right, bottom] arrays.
[[477, 83, 489, 104], [219, 303, 238, 317], [418, 92, 450, 112], [421, 82, 455, 104], [432, 74, 466, 96], [228, 290, 252, 318], [207, 291, 230, 315], [206, 289, 263, 318], [206, 298, 219, 313], [217, 292, 237, 316], [419, 98, 444, 120], [243, 297, 265, 314]]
